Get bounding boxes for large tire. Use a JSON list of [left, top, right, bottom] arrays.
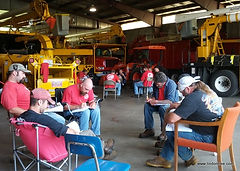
[[209, 70, 238, 97]]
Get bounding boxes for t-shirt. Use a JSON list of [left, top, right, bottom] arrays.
[[158, 84, 165, 100], [141, 71, 153, 87], [19, 110, 68, 137], [104, 73, 120, 88], [1, 81, 30, 111], [62, 84, 94, 105], [174, 90, 221, 136]]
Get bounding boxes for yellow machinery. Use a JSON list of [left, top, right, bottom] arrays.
[[197, 13, 240, 59], [189, 12, 240, 97], [0, 0, 93, 96], [65, 24, 125, 42], [0, 30, 93, 96]]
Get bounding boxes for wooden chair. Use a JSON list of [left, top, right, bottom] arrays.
[[103, 80, 117, 100], [174, 102, 240, 171]]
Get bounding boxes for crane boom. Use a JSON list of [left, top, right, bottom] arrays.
[[0, 0, 51, 29]]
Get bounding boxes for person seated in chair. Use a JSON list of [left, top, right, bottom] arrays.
[[1, 63, 65, 124], [18, 88, 116, 160], [133, 65, 153, 97], [145, 75, 224, 169], [139, 72, 179, 138], [116, 69, 126, 86], [104, 70, 121, 96], [62, 78, 101, 136]]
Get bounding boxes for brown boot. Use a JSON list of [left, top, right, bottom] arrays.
[[185, 155, 198, 167], [104, 138, 115, 154], [146, 156, 172, 168], [139, 129, 155, 138]]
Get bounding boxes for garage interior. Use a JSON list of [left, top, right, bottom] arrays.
[[1, 0, 240, 170]]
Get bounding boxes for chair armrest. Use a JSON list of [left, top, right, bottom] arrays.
[[176, 119, 221, 127]]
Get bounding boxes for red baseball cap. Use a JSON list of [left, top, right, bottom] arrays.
[[31, 88, 55, 105]]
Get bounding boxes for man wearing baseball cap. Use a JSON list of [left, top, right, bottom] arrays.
[[1, 63, 31, 116], [18, 88, 117, 160], [1, 63, 65, 124], [146, 75, 223, 169]]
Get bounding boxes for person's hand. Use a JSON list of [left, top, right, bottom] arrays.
[[170, 102, 180, 109], [89, 101, 96, 109], [79, 102, 87, 109], [149, 99, 157, 105]]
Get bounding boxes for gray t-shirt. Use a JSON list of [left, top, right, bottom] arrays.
[[174, 90, 221, 136]]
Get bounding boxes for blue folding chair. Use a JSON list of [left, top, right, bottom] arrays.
[[65, 134, 131, 171]]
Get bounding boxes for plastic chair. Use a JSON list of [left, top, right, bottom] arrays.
[[137, 76, 153, 99], [10, 118, 68, 171], [174, 102, 240, 171], [103, 80, 117, 100], [65, 134, 131, 171]]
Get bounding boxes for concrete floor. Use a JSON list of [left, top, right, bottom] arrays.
[[0, 85, 240, 171]]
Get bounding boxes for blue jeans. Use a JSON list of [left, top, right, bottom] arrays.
[[105, 82, 122, 96], [134, 81, 143, 95], [43, 112, 65, 125], [72, 106, 101, 136], [134, 81, 153, 95], [160, 131, 215, 161], [144, 103, 170, 130]]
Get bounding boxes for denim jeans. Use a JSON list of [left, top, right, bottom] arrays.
[[144, 103, 170, 130], [43, 112, 65, 125], [160, 131, 215, 161], [72, 106, 101, 136], [134, 81, 143, 95]]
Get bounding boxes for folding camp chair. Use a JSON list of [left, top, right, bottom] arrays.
[[65, 134, 131, 171], [103, 80, 117, 99], [10, 118, 68, 171]]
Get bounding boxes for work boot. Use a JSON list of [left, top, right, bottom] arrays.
[[139, 129, 155, 138], [146, 156, 172, 168], [103, 150, 117, 160], [104, 138, 115, 154], [184, 155, 198, 167]]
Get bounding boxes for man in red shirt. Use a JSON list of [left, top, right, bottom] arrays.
[[133, 65, 153, 97], [104, 70, 121, 96], [1, 63, 31, 117], [62, 78, 101, 135], [1, 63, 65, 124]]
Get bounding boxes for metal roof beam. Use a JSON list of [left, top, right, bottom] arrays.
[[101, 0, 162, 27], [193, 0, 224, 10]]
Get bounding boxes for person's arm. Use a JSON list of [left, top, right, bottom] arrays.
[[164, 112, 182, 124], [9, 107, 27, 117], [66, 128, 80, 134]]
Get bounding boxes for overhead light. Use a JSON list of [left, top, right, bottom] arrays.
[[89, 5, 97, 12]]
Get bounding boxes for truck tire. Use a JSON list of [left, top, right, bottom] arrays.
[[209, 70, 238, 97]]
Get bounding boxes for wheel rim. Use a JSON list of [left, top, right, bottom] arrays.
[[214, 76, 231, 93]]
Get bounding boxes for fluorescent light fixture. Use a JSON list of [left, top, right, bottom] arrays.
[[89, 5, 97, 12]]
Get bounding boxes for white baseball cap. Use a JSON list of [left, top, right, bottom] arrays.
[[178, 76, 200, 91]]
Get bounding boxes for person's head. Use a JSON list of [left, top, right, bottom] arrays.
[[154, 72, 167, 88], [178, 76, 199, 96], [154, 66, 160, 73], [79, 78, 93, 96], [8, 63, 31, 83], [143, 65, 148, 72], [110, 70, 115, 74], [30, 88, 55, 113]]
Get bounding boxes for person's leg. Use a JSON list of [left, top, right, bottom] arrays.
[[160, 131, 215, 161], [43, 112, 65, 124], [133, 81, 139, 95], [144, 103, 158, 129], [158, 104, 170, 130], [89, 106, 101, 136], [116, 82, 121, 96], [75, 110, 90, 131]]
